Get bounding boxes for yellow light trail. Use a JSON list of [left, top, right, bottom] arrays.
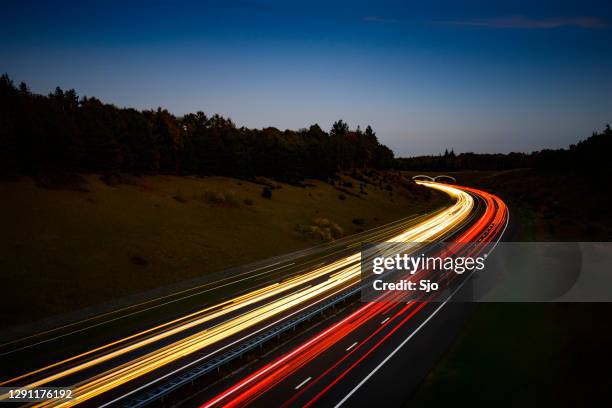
[[2, 182, 472, 407]]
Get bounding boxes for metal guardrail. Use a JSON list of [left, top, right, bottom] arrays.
[[120, 196, 483, 408], [122, 285, 361, 408]]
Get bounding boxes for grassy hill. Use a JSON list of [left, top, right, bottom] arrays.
[[405, 169, 612, 240], [0, 171, 446, 328]]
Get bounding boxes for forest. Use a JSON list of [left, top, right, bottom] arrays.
[[0, 74, 394, 182], [2, 74, 609, 180], [396, 125, 612, 175]]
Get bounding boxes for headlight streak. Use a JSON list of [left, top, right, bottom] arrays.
[[3, 182, 475, 407]]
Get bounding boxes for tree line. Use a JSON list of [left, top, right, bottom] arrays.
[[0, 75, 394, 181], [396, 126, 612, 175], [2, 74, 608, 179]]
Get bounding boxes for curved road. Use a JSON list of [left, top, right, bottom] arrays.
[[0, 182, 507, 407]]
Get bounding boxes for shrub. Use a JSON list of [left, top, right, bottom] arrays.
[[36, 172, 89, 192], [295, 224, 330, 241], [130, 256, 149, 266], [173, 191, 188, 203], [329, 222, 344, 239], [100, 173, 141, 187], [199, 189, 239, 206], [261, 186, 272, 199], [352, 217, 366, 226], [100, 173, 121, 187], [295, 218, 344, 242], [314, 217, 330, 227], [253, 177, 277, 189]]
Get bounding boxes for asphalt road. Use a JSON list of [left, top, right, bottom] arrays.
[[191, 183, 508, 408], [0, 182, 481, 407]]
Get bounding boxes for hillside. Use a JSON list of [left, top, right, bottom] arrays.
[[0, 171, 447, 328], [404, 168, 612, 240]]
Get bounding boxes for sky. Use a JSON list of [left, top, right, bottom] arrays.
[[2, 0, 611, 156]]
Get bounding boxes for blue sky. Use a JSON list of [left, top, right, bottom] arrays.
[[2, 0, 611, 156]]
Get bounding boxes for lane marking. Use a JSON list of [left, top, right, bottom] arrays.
[[295, 377, 312, 390], [334, 204, 510, 408], [345, 342, 358, 352], [98, 285, 357, 408], [335, 279, 468, 407], [380, 317, 389, 325]]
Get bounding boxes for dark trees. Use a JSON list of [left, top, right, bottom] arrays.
[[0, 75, 396, 180]]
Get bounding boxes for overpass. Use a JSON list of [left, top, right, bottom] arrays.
[[412, 174, 457, 183]]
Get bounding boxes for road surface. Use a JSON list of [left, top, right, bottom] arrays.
[[0, 182, 505, 407]]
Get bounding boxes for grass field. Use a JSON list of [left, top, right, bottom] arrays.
[[425, 168, 612, 240], [412, 303, 611, 407], [408, 169, 612, 406], [0, 172, 446, 328]]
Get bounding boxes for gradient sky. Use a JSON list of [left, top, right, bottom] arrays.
[[2, 0, 611, 156]]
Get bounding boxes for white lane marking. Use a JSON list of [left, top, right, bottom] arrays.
[[345, 342, 358, 352], [334, 207, 510, 408], [295, 377, 312, 390], [380, 317, 390, 324], [335, 280, 466, 407], [99, 284, 358, 408]]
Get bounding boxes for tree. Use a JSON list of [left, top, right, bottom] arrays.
[[0, 74, 401, 178], [330, 119, 349, 137], [149, 108, 183, 173]]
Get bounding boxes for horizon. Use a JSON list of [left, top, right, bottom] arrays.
[[2, 0, 611, 156]]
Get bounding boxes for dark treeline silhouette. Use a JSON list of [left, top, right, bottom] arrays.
[[396, 126, 612, 175], [0, 75, 394, 181]]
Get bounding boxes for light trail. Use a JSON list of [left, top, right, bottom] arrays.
[[199, 183, 508, 408], [1, 181, 474, 407]]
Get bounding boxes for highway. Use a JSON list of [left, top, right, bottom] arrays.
[[0, 181, 505, 407], [196, 183, 508, 408]]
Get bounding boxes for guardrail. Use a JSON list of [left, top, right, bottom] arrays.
[[121, 189, 478, 407], [122, 285, 362, 408]]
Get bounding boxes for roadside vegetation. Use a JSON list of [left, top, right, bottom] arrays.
[[409, 163, 612, 407], [0, 171, 446, 328], [0, 74, 448, 328]]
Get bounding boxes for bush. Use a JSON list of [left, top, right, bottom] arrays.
[[100, 173, 142, 187], [314, 217, 330, 227], [329, 222, 344, 239], [35, 172, 89, 192], [199, 189, 239, 206], [261, 186, 272, 199], [352, 217, 366, 226], [295, 218, 344, 242], [173, 191, 188, 203], [130, 256, 149, 266], [253, 177, 277, 189]]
